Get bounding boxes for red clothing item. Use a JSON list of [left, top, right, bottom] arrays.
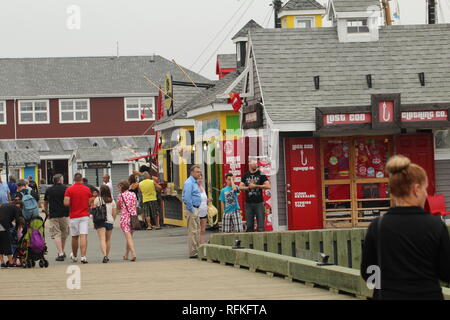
[[64, 183, 92, 219]]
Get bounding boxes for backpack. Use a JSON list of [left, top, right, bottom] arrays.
[[22, 190, 39, 221], [28, 218, 45, 255]]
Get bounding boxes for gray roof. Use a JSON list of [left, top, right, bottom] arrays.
[[0, 136, 154, 163], [282, 0, 325, 11], [232, 20, 263, 41], [331, 0, 380, 12], [156, 71, 243, 125], [250, 24, 450, 122], [0, 150, 40, 166], [0, 55, 211, 109], [217, 54, 237, 70]]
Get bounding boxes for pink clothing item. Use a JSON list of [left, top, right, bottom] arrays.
[[117, 191, 137, 233]]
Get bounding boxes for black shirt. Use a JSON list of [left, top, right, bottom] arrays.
[[361, 206, 450, 300], [0, 204, 21, 230], [242, 170, 268, 203], [44, 184, 69, 218]]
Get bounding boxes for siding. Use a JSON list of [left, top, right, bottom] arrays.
[[111, 164, 130, 198], [0, 98, 155, 139], [277, 136, 288, 227], [436, 160, 450, 210]]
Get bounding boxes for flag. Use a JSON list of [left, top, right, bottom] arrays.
[[228, 93, 243, 112]]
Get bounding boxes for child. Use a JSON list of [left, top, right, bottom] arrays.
[[219, 173, 243, 233]]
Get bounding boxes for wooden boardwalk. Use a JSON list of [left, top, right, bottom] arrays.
[[0, 259, 355, 300]]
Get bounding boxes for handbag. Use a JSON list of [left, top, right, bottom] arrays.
[[121, 194, 141, 231], [92, 198, 107, 224]]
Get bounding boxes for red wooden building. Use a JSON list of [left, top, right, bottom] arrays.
[[0, 55, 210, 185]]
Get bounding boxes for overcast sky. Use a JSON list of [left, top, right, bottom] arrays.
[[0, 0, 447, 80]]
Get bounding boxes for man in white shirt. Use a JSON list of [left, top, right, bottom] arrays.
[[103, 174, 113, 196]]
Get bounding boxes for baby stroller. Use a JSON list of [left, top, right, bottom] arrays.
[[13, 216, 49, 268]]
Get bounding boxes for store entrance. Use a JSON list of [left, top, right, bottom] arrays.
[[321, 136, 393, 228], [45, 160, 69, 184]]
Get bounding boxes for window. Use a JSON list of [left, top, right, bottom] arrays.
[[347, 19, 369, 33], [295, 17, 315, 28], [19, 100, 50, 124], [124, 97, 155, 121], [0, 101, 6, 125], [59, 99, 90, 123]]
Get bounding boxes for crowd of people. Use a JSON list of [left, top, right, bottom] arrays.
[[0, 166, 163, 267]]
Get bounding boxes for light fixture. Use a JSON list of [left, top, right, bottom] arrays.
[[232, 239, 244, 249], [203, 143, 208, 151], [317, 253, 333, 266], [158, 136, 163, 145], [366, 74, 372, 88], [418, 72, 425, 86], [314, 76, 320, 90], [192, 144, 196, 152]]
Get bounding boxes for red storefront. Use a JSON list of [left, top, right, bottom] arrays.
[[284, 95, 449, 230]]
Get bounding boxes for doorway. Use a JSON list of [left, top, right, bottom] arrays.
[[46, 160, 69, 184]]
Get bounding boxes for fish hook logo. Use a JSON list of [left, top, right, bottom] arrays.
[[382, 102, 391, 122], [300, 150, 308, 166]]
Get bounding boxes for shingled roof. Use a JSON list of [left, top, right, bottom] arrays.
[[156, 70, 243, 125], [249, 24, 450, 123], [232, 20, 263, 41], [281, 0, 325, 11], [0, 55, 212, 110], [330, 0, 380, 12], [217, 54, 237, 70]]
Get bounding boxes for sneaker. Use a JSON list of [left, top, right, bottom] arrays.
[[80, 256, 88, 264], [55, 255, 65, 262], [70, 252, 77, 263], [102, 256, 108, 264], [1, 263, 8, 269]]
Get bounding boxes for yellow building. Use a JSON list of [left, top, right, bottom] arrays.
[[279, 0, 326, 28]]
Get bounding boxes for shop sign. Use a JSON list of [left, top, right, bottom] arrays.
[[401, 110, 448, 122], [323, 113, 372, 126], [378, 101, 395, 123], [242, 103, 263, 129], [83, 161, 112, 169], [285, 138, 322, 230]]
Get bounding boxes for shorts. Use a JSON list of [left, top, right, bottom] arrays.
[[69, 216, 90, 236], [199, 215, 208, 220], [0, 231, 12, 255], [48, 217, 70, 239], [141, 201, 159, 219], [222, 210, 243, 233], [94, 222, 113, 231]]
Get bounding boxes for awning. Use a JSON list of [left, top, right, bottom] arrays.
[[125, 152, 158, 162]]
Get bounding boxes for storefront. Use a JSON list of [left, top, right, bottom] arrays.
[[283, 100, 446, 230]]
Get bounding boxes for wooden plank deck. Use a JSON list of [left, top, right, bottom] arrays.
[[0, 259, 356, 300]]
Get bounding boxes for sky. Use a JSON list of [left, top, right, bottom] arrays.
[[0, 0, 447, 80]]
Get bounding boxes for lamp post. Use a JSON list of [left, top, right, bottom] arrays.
[[5, 152, 9, 183]]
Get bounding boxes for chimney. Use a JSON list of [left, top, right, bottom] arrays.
[[273, 0, 283, 28], [428, 0, 436, 24]]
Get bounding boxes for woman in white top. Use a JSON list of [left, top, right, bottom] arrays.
[[198, 174, 211, 244], [94, 185, 117, 263]]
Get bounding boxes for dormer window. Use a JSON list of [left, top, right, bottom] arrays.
[[347, 19, 369, 33], [295, 16, 315, 28]]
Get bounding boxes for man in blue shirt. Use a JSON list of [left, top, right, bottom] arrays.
[[219, 173, 243, 233], [182, 165, 202, 258], [0, 177, 10, 205]]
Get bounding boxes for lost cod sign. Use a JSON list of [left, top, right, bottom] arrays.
[[83, 161, 112, 169]]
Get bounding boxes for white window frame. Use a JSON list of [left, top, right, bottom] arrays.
[[58, 99, 91, 124], [18, 100, 50, 125], [0, 101, 6, 125], [347, 19, 370, 33], [124, 97, 156, 122], [294, 16, 315, 28]]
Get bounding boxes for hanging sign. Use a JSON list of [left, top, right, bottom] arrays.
[[378, 101, 395, 123], [83, 161, 112, 169], [164, 74, 173, 114]]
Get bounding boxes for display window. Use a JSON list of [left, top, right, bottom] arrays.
[[321, 136, 393, 228]]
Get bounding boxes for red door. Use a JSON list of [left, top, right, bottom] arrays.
[[394, 133, 436, 195], [285, 138, 323, 230]]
